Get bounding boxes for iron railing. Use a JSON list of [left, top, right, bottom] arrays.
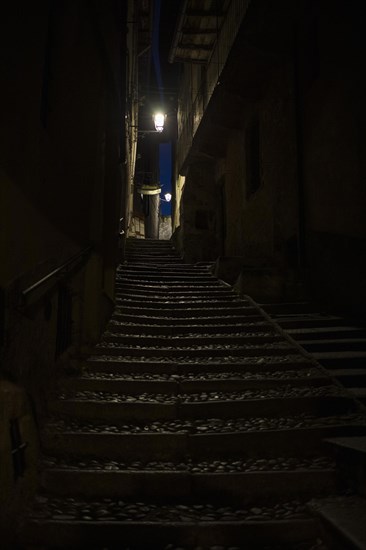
[[20, 246, 92, 309]]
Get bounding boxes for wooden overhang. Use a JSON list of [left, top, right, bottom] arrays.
[[169, 0, 230, 64]]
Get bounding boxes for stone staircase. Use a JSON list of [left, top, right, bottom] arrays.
[[19, 239, 366, 549], [260, 302, 366, 405]]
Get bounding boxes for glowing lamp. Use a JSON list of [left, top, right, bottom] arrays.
[[153, 112, 165, 132]]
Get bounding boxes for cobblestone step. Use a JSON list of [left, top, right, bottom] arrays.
[[116, 284, 225, 293], [92, 343, 298, 358], [116, 299, 248, 309], [114, 286, 234, 298], [114, 306, 260, 317], [117, 268, 211, 275], [112, 312, 266, 325], [117, 275, 217, 284], [41, 414, 366, 461], [49, 391, 355, 423], [107, 320, 274, 335], [101, 333, 282, 346], [41, 464, 337, 501], [59, 371, 331, 394], [21, 497, 321, 549], [83, 355, 317, 374]]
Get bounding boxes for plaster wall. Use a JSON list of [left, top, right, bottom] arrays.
[[0, 381, 38, 544], [0, 2, 128, 530], [0, 2, 125, 367], [299, 0, 366, 311], [223, 59, 298, 269], [179, 162, 220, 263]]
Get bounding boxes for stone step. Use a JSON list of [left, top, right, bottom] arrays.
[[298, 339, 366, 353], [324, 435, 366, 496], [101, 333, 282, 347], [113, 305, 260, 317], [125, 249, 177, 253], [116, 291, 239, 307], [347, 387, 366, 402], [125, 246, 178, 251], [116, 281, 223, 290], [125, 255, 182, 261], [125, 252, 179, 257], [49, 391, 355, 423], [126, 237, 173, 243], [106, 320, 274, 335], [59, 372, 331, 394], [117, 274, 217, 283], [125, 253, 181, 258], [84, 355, 315, 375], [112, 312, 265, 325], [121, 267, 212, 274], [125, 252, 181, 257], [115, 299, 247, 309], [20, 496, 321, 549], [277, 317, 345, 329], [119, 265, 211, 273], [92, 342, 297, 358], [260, 303, 318, 315], [115, 283, 233, 295], [287, 326, 366, 339], [328, 368, 366, 386], [125, 244, 177, 249], [41, 460, 337, 501], [308, 495, 366, 550], [313, 351, 366, 367], [41, 415, 366, 461]]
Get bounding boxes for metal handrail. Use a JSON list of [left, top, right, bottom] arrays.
[[21, 245, 93, 307]]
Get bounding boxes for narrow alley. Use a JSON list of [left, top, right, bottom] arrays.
[[1, 1, 366, 548]]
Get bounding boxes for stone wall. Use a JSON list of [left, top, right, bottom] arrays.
[[297, 0, 366, 313], [0, 1, 129, 532], [159, 216, 173, 241], [179, 161, 221, 263]]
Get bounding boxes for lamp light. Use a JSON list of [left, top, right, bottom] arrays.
[[153, 112, 165, 132]]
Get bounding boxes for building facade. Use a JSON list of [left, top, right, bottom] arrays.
[[171, 0, 366, 311]]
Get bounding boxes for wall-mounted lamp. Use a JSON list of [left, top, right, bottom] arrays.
[[153, 112, 166, 133]]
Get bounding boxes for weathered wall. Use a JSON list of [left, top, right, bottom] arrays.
[[159, 216, 172, 241], [0, 381, 38, 544], [0, 1, 128, 532], [0, 0, 127, 371], [297, 0, 366, 312], [223, 56, 298, 271], [179, 161, 221, 263]]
